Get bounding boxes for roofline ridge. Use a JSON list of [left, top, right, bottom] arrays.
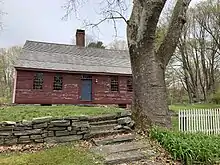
[[25, 40, 75, 47]]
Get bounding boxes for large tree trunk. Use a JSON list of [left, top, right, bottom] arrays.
[[127, 0, 191, 129], [130, 47, 171, 129]]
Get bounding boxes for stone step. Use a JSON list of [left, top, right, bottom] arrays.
[[91, 141, 147, 154], [104, 150, 146, 165], [90, 120, 117, 126], [92, 134, 136, 146], [88, 114, 118, 122], [88, 129, 131, 138], [90, 124, 118, 131]]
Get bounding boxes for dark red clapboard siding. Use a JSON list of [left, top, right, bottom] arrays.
[[14, 70, 132, 105]]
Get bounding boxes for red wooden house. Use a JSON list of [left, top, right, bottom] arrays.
[[13, 30, 133, 107]]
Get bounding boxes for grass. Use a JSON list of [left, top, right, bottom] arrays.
[[0, 103, 218, 130], [0, 105, 123, 121], [171, 117, 178, 130], [0, 144, 102, 165], [169, 103, 220, 111], [150, 127, 220, 165]]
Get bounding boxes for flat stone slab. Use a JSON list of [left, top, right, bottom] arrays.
[[90, 124, 118, 131], [33, 122, 48, 129], [0, 121, 16, 125], [50, 120, 70, 127], [44, 135, 82, 143], [119, 111, 132, 117], [13, 129, 42, 136], [104, 150, 146, 165], [90, 120, 117, 126], [32, 116, 52, 124], [87, 114, 118, 122], [117, 117, 132, 125], [93, 134, 136, 146], [88, 129, 130, 138], [91, 141, 148, 155], [116, 160, 164, 165]]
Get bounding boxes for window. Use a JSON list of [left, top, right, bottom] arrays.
[[53, 74, 63, 90], [111, 76, 119, 91], [127, 77, 133, 92], [33, 72, 43, 89]]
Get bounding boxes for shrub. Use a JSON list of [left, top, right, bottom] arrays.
[[0, 97, 9, 104], [149, 127, 220, 164], [211, 92, 220, 104]]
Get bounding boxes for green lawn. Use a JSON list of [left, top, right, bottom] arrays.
[[0, 106, 123, 122], [171, 117, 178, 131], [169, 103, 220, 111], [1, 104, 218, 129], [0, 144, 102, 165]]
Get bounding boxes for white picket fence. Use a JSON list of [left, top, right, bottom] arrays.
[[179, 109, 220, 134]]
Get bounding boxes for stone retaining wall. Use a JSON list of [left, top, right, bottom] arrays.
[[0, 112, 133, 146]]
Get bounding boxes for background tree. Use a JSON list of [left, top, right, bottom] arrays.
[[85, 34, 95, 46], [65, 0, 192, 130], [0, 0, 4, 30], [108, 40, 128, 50], [0, 46, 21, 104], [167, 0, 220, 103], [87, 41, 105, 49]]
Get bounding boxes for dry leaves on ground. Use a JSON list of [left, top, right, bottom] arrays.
[[0, 143, 57, 154]]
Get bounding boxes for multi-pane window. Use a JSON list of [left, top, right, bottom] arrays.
[[33, 72, 43, 89], [111, 76, 119, 91], [127, 77, 133, 92], [53, 74, 63, 90]]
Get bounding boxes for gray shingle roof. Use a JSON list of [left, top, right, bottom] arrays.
[[14, 40, 132, 75]]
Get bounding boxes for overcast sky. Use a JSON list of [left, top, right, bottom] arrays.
[[0, 0, 201, 48]]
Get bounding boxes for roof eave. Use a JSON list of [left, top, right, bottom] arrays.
[[14, 67, 132, 76]]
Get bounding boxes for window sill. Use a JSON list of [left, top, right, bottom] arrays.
[[32, 89, 43, 91], [53, 90, 63, 92]]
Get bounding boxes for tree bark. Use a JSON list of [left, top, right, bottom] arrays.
[[130, 44, 170, 129], [127, 0, 191, 129]]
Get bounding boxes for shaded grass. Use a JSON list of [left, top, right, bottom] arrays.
[[0, 144, 102, 165], [169, 103, 220, 111], [171, 116, 178, 131], [0, 106, 123, 121], [150, 127, 220, 165]]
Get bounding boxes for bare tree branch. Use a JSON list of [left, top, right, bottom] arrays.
[[104, 9, 128, 24], [156, 0, 192, 67], [127, 0, 166, 47], [62, 0, 82, 20], [86, 16, 126, 28]]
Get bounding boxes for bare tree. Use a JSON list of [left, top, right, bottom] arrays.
[[65, 0, 192, 130], [108, 39, 128, 50], [0, 46, 21, 103], [87, 41, 105, 49], [173, 0, 220, 103], [0, 3, 3, 29]]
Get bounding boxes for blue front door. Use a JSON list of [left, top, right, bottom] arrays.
[[81, 79, 92, 101]]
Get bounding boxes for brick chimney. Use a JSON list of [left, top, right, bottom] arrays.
[[76, 29, 85, 47]]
